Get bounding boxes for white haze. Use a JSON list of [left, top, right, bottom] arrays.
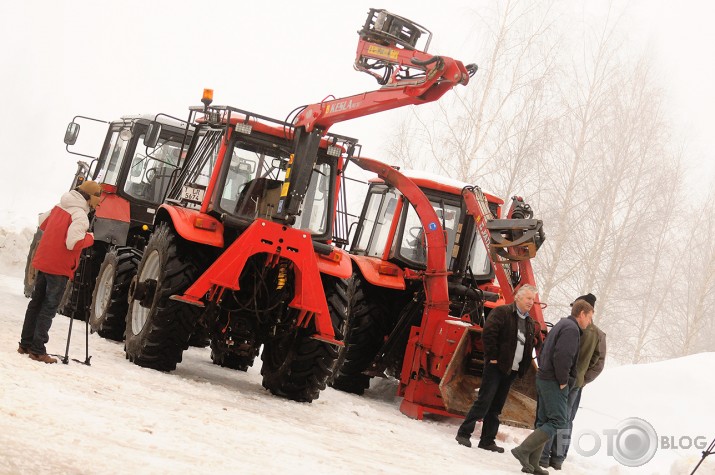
[[0, 0, 714, 231], [1, 233, 714, 474]]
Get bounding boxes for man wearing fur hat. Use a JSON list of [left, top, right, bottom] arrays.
[[539, 293, 607, 470], [18, 181, 101, 364]]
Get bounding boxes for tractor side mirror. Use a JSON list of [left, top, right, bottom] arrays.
[[144, 122, 162, 148], [64, 122, 80, 145]]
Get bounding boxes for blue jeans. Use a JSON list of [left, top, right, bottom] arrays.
[[20, 271, 69, 355], [540, 385, 582, 464], [457, 362, 517, 445], [534, 378, 569, 439]]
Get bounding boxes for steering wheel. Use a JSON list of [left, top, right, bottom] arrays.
[[408, 226, 423, 240], [144, 167, 158, 182]]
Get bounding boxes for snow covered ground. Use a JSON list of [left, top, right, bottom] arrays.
[[0, 234, 713, 475]]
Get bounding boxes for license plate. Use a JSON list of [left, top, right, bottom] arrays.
[[182, 185, 205, 202]]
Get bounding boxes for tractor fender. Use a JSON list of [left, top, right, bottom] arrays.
[[155, 205, 224, 248], [316, 247, 352, 279], [95, 192, 130, 223], [93, 193, 130, 246], [349, 254, 405, 290]]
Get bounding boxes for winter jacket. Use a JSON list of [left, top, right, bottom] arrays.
[[32, 190, 94, 278], [583, 325, 606, 386], [482, 302, 537, 377], [537, 316, 581, 386]]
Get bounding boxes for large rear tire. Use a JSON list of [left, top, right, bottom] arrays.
[[89, 247, 139, 341], [331, 274, 391, 395], [261, 275, 349, 402], [124, 223, 201, 371]]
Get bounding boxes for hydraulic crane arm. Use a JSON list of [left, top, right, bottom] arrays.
[[278, 9, 476, 222], [462, 186, 547, 335], [294, 9, 476, 133]]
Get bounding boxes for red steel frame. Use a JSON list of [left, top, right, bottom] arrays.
[[344, 174, 546, 419], [164, 21, 474, 349]]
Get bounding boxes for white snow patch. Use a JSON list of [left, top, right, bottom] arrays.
[[0, 260, 712, 474]]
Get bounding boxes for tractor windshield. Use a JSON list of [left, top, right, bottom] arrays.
[[217, 140, 333, 235], [397, 201, 461, 267], [466, 232, 491, 276], [352, 186, 400, 257], [94, 126, 131, 185], [169, 126, 335, 236], [122, 132, 186, 205], [350, 185, 463, 268]]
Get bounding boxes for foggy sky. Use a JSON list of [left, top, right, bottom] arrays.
[[0, 0, 712, 230]]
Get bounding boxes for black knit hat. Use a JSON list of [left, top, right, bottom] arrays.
[[571, 293, 596, 309]]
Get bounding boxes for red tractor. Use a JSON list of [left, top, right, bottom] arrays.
[[123, 9, 475, 402], [332, 169, 546, 425], [24, 114, 193, 343]]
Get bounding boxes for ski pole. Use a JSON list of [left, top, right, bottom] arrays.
[[72, 246, 93, 366], [63, 246, 89, 365], [74, 307, 92, 366], [62, 310, 74, 365]]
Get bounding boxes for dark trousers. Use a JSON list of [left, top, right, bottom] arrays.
[[540, 385, 582, 464], [20, 271, 68, 355], [457, 362, 517, 445], [534, 378, 569, 439]]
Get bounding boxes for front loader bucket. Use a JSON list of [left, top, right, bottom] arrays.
[[439, 326, 537, 428]]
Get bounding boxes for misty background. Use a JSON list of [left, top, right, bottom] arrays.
[[1, 0, 713, 364]]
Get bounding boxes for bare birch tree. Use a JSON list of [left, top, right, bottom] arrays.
[[385, 0, 560, 200], [383, 0, 712, 363], [662, 194, 715, 357]]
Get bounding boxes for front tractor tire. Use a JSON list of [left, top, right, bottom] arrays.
[[331, 274, 392, 395], [89, 247, 140, 341], [124, 223, 202, 371], [260, 275, 349, 402]]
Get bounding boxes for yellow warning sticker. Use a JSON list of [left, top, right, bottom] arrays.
[[281, 182, 290, 197], [367, 45, 399, 60]]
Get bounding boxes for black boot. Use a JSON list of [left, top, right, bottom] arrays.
[[455, 434, 472, 448], [529, 442, 549, 475], [511, 429, 550, 473]]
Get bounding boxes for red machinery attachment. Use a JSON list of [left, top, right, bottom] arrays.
[[332, 167, 546, 423], [278, 8, 476, 223], [401, 187, 545, 420], [124, 8, 477, 404]]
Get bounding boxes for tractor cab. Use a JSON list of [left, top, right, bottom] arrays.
[[158, 103, 355, 246], [351, 170, 501, 290], [89, 115, 192, 227], [63, 114, 193, 229], [335, 167, 546, 423]]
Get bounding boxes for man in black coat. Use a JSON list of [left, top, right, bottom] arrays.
[[511, 299, 593, 474], [455, 284, 539, 453]]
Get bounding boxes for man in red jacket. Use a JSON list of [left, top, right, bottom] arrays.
[[18, 181, 100, 364]]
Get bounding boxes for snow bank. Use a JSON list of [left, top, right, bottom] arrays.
[[0, 272, 713, 474], [573, 353, 715, 474], [0, 227, 33, 277]]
